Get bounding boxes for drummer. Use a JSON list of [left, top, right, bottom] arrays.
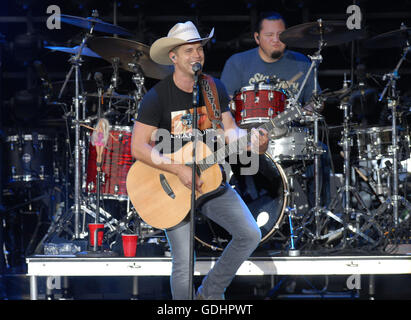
[[221, 11, 318, 110], [220, 12, 330, 208]]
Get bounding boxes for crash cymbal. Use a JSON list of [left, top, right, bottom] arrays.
[[45, 46, 101, 58], [280, 20, 366, 48], [88, 37, 173, 80], [364, 27, 411, 48], [61, 14, 133, 37]]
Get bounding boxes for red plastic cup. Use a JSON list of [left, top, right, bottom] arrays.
[[122, 234, 138, 257], [88, 223, 104, 247]]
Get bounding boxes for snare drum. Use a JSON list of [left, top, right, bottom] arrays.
[[267, 127, 315, 162], [231, 84, 287, 129], [4, 133, 56, 184], [86, 126, 133, 200]]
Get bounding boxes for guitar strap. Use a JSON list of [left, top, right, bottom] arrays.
[[200, 74, 223, 130], [199, 74, 229, 188]]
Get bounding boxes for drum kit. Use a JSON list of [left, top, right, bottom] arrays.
[[2, 11, 410, 256], [197, 19, 411, 254], [1, 10, 172, 254]]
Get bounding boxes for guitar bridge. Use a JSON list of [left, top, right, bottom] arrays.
[[160, 174, 175, 199]]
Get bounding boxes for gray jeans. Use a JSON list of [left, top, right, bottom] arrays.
[[165, 185, 261, 299]]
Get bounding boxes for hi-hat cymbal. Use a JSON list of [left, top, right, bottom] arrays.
[[45, 45, 101, 58], [88, 37, 173, 80], [61, 14, 133, 37], [364, 27, 411, 48], [280, 20, 366, 48]]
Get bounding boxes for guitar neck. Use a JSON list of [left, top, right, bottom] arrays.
[[197, 104, 302, 172]]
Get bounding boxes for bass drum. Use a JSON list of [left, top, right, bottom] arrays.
[[195, 153, 289, 251]]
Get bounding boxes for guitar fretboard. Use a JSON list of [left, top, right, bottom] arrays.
[[194, 105, 301, 172]]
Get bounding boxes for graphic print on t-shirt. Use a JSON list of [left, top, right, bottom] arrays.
[[170, 105, 213, 138], [247, 71, 303, 96]]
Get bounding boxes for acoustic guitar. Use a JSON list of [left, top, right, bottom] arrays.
[[126, 104, 302, 229]]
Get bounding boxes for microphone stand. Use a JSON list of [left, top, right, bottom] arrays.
[[93, 85, 103, 252], [189, 68, 200, 300]]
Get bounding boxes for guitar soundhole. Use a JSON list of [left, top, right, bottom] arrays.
[[159, 174, 175, 199]]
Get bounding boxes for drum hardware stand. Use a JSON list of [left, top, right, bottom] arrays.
[[286, 206, 300, 256], [325, 82, 381, 248], [129, 58, 147, 120], [80, 203, 118, 232], [289, 19, 330, 242], [289, 20, 378, 247], [34, 204, 76, 254], [106, 57, 120, 116], [57, 11, 99, 239], [378, 37, 411, 226], [284, 167, 307, 255]]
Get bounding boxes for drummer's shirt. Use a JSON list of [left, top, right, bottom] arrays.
[[136, 73, 230, 156], [220, 48, 319, 106]]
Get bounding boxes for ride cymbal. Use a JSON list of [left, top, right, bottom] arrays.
[[88, 37, 173, 80], [280, 20, 366, 48], [365, 27, 411, 48]]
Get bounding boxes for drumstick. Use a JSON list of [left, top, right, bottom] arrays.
[[80, 124, 119, 141], [339, 150, 368, 181], [288, 72, 303, 83]]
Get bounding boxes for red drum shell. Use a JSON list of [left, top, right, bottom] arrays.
[[86, 126, 133, 200], [231, 84, 287, 129]]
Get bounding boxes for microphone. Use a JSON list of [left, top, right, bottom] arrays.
[[94, 72, 104, 90], [192, 62, 202, 73]]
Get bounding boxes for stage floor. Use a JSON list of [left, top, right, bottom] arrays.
[[26, 249, 411, 300]]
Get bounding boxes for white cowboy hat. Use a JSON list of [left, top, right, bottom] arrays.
[[150, 21, 214, 65]]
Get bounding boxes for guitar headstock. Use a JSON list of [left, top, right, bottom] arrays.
[[270, 103, 303, 128]]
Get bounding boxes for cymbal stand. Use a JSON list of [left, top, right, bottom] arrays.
[[378, 40, 411, 226], [107, 57, 120, 115], [291, 19, 327, 240], [291, 20, 378, 247], [57, 11, 98, 239], [129, 56, 146, 120], [326, 79, 381, 248]]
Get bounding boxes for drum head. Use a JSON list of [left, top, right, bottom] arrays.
[[195, 153, 288, 251]]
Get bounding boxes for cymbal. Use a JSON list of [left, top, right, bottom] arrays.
[[85, 91, 134, 100], [280, 20, 366, 48], [364, 27, 411, 48], [45, 46, 101, 58], [321, 86, 353, 99], [61, 14, 133, 37], [88, 37, 173, 80], [50, 80, 97, 99]]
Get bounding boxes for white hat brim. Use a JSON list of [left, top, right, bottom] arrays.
[[150, 28, 214, 65]]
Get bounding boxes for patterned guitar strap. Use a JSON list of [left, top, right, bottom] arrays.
[[200, 74, 223, 130]]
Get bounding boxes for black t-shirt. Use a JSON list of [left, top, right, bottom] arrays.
[[137, 74, 230, 154]]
